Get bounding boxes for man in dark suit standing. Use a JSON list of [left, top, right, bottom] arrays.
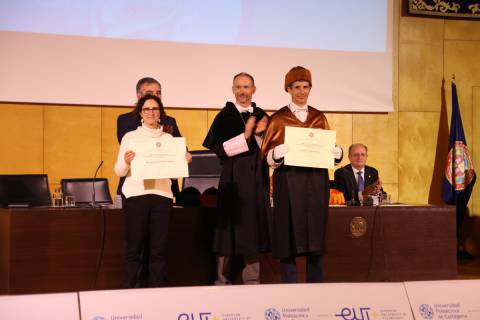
[[117, 77, 181, 143], [334, 143, 382, 205]]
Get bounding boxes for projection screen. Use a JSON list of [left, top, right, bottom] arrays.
[[0, 0, 394, 112]]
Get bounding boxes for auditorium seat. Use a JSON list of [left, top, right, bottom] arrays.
[[0, 174, 51, 207], [182, 150, 221, 194], [61, 178, 112, 206], [176, 150, 221, 207]]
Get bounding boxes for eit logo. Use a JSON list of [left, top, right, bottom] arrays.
[[177, 312, 212, 320], [91, 317, 107, 320], [335, 307, 371, 320], [418, 304, 434, 319], [265, 308, 281, 320]]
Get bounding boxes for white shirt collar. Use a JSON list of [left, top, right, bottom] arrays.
[[351, 166, 365, 175], [351, 166, 364, 184], [289, 103, 308, 122], [235, 103, 253, 113], [289, 102, 308, 113]]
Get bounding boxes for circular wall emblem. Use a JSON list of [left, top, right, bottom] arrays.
[[309, 132, 314, 138], [418, 304, 434, 319], [156, 142, 162, 148], [265, 308, 281, 320], [350, 216, 367, 237]]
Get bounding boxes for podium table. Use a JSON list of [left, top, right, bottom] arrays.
[[320, 205, 455, 282], [0, 207, 216, 294], [0, 205, 456, 294]]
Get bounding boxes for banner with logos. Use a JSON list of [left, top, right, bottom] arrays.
[[0, 292, 79, 320], [79, 283, 413, 320], [405, 280, 480, 320]]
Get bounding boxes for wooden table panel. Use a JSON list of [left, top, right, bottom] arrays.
[[379, 206, 456, 281], [0, 205, 456, 294], [2, 208, 102, 293]]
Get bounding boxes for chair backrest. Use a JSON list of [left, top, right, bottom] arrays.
[[182, 150, 222, 194], [183, 177, 220, 195], [0, 174, 51, 207], [188, 150, 222, 177], [61, 178, 112, 205]]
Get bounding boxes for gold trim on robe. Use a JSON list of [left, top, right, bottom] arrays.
[[260, 106, 330, 158]]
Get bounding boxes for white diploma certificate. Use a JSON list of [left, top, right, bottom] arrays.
[[284, 126, 336, 169], [129, 137, 189, 179]]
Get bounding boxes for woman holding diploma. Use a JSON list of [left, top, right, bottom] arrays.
[[261, 66, 343, 283], [114, 94, 191, 288]]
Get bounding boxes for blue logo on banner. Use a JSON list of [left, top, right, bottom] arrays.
[[419, 304, 434, 319], [177, 312, 212, 320], [335, 307, 371, 320], [265, 308, 281, 320], [91, 317, 107, 320]]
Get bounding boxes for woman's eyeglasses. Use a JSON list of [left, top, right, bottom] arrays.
[[142, 107, 160, 113]]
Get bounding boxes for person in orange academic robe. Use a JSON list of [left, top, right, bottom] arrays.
[[261, 66, 343, 283]]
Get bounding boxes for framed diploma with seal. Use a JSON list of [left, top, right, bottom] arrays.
[[284, 126, 336, 169], [130, 137, 189, 179]]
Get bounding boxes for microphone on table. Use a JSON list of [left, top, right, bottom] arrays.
[[90, 160, 104, 208]]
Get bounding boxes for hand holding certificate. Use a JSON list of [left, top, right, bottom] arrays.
[[284, 126, 336, 169], [130, 137, 189, 179]]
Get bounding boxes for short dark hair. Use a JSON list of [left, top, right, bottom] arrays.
[[133, 94, 164, 121], [233, 72, 255, 86], [136, 77, 161, 93], [348, 143, 368, 156]]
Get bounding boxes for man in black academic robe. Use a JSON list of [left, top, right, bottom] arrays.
[[203, 72, 270, 284]]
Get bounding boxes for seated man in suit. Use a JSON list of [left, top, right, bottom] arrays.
[[334, 143, 382, 205]]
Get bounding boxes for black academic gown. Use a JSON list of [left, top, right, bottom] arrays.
[[203, 102, 270, 256]]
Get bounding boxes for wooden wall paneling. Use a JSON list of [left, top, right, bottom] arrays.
[[399, 18, 444, 112], [165, 108, 209, 151], [44, 105, 102, 189], [0, 103, 44, 173], [101, 106, 128, 199], [398, 112, 439, 204], [353, 112, 399, 185]]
